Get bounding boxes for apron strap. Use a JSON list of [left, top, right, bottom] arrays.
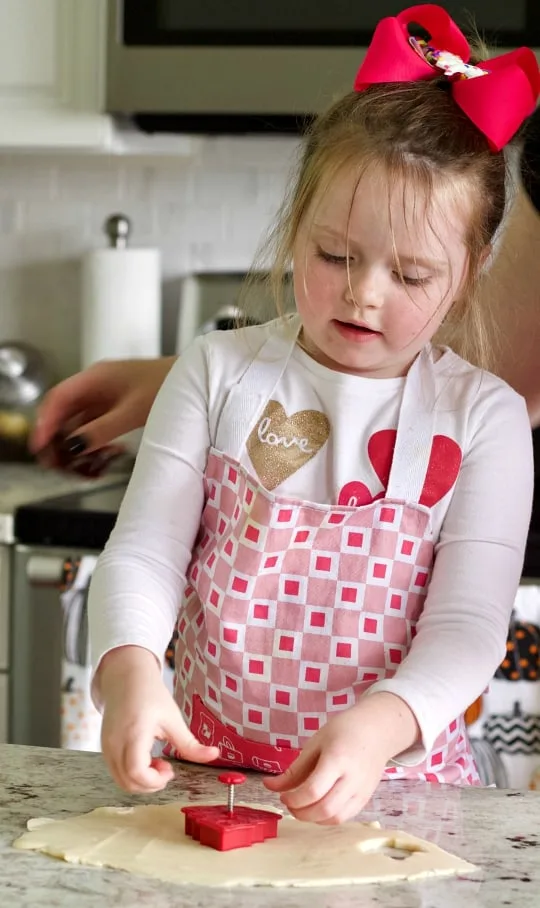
[[385, 346, 437, 503], [214, 315, 301, 457], [216, 319, 437, 507]]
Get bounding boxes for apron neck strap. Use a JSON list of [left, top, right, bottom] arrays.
[[214, 315, 301, 455], [215, 320, 437, 507], [385, 346, 437, 503]]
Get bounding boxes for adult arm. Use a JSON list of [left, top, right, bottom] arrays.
[[30, 356, 177, 463], [486, 108, 540, 424], [521, 105, 540, 216]]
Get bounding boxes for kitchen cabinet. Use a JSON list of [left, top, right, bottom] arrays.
[[0, 0, 113, 149], [0, 675, 7, 742], [0, 545, 8, 673]]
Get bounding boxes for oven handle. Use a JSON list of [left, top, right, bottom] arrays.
[[26, 556, 79, 588]]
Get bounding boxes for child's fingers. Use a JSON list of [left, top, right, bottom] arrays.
[[263, 747, 320, 793], [101, 745, 127, 792], [317, 794, 364, 825], [285, 774, 352, 823], [149, 756, 172, 773], [164, 714, 220, 765], [101, 730, 134, 791], [277, 753, 340, 811], [121, 735, 172, 792]]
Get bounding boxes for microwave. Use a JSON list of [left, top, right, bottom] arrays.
[[106, 1, 540, 132]]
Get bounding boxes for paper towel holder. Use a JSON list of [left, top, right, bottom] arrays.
[[104, 214, 131, 249], [81, 212, 161, 371]]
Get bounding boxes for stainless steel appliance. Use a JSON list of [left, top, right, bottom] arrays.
[[175, 272, 296, 351], [106, 1, 540, 129], [10, 483, 128, 748], [176, 272, 250, 351], [0, 469, 127, 747], [10, 546, 99, 748]]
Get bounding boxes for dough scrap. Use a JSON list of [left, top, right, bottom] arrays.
[[12, 800, 478, 888]]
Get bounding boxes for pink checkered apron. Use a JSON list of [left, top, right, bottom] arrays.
[[166, 323, 480, 785]]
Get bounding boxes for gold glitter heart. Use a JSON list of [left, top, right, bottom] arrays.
[[246, 400, 330, 491]]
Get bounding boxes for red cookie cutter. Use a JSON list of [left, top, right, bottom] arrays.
[[181, 771, 281, 851]]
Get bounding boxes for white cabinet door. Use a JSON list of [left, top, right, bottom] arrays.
[[0, 0, 112, 148], [0, 674, 8, 742]]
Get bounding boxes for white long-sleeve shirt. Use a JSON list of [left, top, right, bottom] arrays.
[[89, 320, 534, 757]]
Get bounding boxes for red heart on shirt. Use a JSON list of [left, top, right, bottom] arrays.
[[368, 429, 397, 488], [337, 431, 462, 508], [419, 435, 462, 507], [338, 430, 395, 506], [338, 481, 384, 507]]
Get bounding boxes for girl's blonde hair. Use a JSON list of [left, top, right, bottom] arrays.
[[245, 78, 515, 369]]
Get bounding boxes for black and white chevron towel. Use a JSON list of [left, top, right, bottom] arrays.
[[484, 702, 540, 755]]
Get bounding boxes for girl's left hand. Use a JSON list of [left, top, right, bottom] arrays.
[[263, 691, 419, 824]]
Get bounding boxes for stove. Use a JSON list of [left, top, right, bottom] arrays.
[[14, 482, 128, 550], [5, 467, 130, 749], [0, 464, 128, 544]]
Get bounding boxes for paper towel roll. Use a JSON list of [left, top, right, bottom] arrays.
[[81, 247, 161, 368]]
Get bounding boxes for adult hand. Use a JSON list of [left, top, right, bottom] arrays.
[[98, 646, 219, 793], [263, 692, 420, 824], [29, 357, 176, 468]]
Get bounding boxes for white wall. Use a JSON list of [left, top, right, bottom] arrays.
[[0, 136, 299, 381]]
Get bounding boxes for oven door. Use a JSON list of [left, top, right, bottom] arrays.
[[106, 1, 540, 119], [10, 544, 99, 748], [10, 543, 175, 749]]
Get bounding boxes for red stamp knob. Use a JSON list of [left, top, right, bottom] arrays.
[[218, 772, 246, 786]]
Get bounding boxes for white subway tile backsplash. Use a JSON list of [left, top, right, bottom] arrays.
[[197, 136, 300, 170], [155, 201, 187, 237], [0, 261, 81, 380], [56, 160, 123, 203], [0, 233, 70, 269], [0, 157, 58, 200], [0, 199, 23, 234], [118, 163, 156, 203], [188, 241, 223, 273], [0, 134, 298, 378], [187, 168, 259, 209], [254, 170, 290, 213], [22, 200, 90, 234], [142, 162, 192, 206]]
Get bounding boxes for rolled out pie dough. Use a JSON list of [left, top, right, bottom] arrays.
[[13, 800, 478, 888]]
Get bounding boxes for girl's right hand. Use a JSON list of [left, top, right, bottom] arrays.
[[29, 357, 176, 469], [98, 646, 219, 793]]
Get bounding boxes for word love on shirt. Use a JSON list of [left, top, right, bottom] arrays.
[[246, 400, 330, 490], [257, 416, 314, 453]]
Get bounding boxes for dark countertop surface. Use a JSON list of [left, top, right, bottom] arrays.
[[14, 482, 128, 550]]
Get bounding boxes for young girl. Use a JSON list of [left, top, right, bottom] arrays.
[[87, 5, 538, 825]]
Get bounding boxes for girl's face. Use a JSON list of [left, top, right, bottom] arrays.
[[292, 165, 472, 378]]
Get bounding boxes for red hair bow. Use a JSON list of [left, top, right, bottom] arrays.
[[353, 4, 540, 151]]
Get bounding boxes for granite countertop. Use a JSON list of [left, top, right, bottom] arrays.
[[0, 744, 538, 907]]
